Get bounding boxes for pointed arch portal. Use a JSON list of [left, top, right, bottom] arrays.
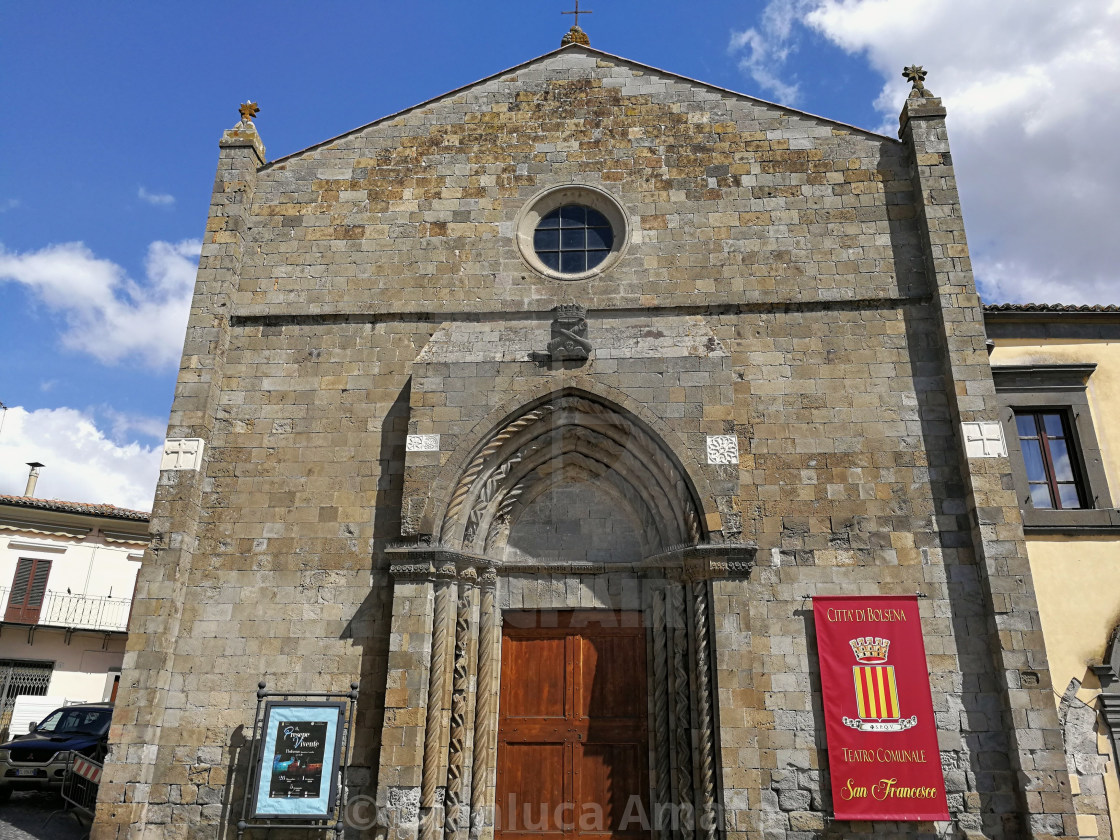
[[439, 392, 704, 561], [380, 391, 754, 840]]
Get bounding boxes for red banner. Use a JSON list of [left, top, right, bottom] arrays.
[[813, 595, 949, 821]]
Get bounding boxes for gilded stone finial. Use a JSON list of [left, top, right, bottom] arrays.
[[561, 1, 592, 46], [561, 24, 590, 46], [902, 66, 931, 98], [238, 101, 260, 124], [222, 101, 266, 162]]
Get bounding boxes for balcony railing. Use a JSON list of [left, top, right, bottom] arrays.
[[0, 587, 131, 632]]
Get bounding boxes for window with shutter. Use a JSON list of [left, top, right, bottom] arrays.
[[5, 558, 51, 624]]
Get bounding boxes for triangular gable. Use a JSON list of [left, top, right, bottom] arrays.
[[264, 43, 894, 168]]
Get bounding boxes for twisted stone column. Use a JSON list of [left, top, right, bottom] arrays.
[[421, 566, 456, 840], [668, 583, 695, 840], [469, 568, 497, 840], [691, 581, 717, 840], [652, 589, 673, 835], [445, 575, 474, 840]]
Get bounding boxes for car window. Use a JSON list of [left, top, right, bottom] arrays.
[[36, 710, 64, 732], [37, 708, 111, 736]]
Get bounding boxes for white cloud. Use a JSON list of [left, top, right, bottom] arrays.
[[95, 406, 167, 444], [731, 0, 1120, 305], [0, 239, 199, 368], [0, 405, 160, 511], [137, 186, 175, 206], [729, 0, 815, 104]]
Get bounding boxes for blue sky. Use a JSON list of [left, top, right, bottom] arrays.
[[1, 1, 1117, 508]]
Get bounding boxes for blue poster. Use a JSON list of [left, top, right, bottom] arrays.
[[253, 703, 343, 818]]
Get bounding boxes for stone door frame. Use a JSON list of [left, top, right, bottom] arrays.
[[374, 546, 754, 840]]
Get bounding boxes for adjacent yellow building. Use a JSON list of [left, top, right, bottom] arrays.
[[987, 303, 1120, 838]]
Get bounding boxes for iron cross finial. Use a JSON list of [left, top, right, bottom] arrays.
[[902, 65, 928, 94], [239, 101, 260, 123], [562, 0, 593, 28]]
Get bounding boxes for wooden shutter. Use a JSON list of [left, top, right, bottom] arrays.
[[5, 558, 51, 624]]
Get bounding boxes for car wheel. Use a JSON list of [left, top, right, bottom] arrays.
[[0, 786, 12, 804]]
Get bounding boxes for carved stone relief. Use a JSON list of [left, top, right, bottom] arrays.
[[408, 434, 442, 452], [546, 304, 592, 361], [705, 435, 739, 465]]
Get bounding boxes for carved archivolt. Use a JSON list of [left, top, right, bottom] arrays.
[[440, 394, 703, 555], [444, 405, 556, 528]]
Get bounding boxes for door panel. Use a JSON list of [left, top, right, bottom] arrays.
[[497, 611, 649, 840], [502, 635, 568, 720], [500, 743, 569, 835], [577, 743, 647, 835], [578, 634, 646, 722]]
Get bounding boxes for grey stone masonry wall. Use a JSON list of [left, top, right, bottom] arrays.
[[93, 122, 265, 838], [900, 90, 1076, 839], [92, 44, 1083, 840], [231, 51, 920, 316]]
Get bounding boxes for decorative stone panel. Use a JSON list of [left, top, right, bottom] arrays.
[[706, 435, 739, 465], [407, 434, 441, 452], [159, 437, 205, 471], [961, 421, 1007, 458]]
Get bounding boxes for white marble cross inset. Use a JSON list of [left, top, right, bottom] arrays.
[[961, 421, 1007, 459], [161, 438, 206, 471]]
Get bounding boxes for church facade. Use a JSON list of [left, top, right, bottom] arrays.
[[93, 35, 1083, 840]]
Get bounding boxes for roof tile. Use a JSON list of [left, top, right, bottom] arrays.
[[984, 303, 1120, 313], [0, 495, 150, 522]]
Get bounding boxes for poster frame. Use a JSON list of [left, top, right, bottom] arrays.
[[237, 681, 359, 839]]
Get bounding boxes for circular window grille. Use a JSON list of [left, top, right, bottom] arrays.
[[516, 185, 628, 280], [534, 205, 615, 274]]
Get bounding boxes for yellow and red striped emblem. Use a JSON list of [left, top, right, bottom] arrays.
[[852, 665, 900, 720]]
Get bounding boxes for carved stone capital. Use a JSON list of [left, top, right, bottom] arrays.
[[434, 561, 459, 580], [387, 562, 436, 581], [385, 545, 489, 581], [642, 542, 757, 581]]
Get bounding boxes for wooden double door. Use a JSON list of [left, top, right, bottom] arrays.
[[497, 611, 650, 840]]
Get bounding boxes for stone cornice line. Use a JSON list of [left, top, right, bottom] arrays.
[[385, 541, 756, 581], [227, 294, 932, 327]]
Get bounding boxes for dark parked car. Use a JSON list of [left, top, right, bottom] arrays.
[[0, 703, 113, 801]]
